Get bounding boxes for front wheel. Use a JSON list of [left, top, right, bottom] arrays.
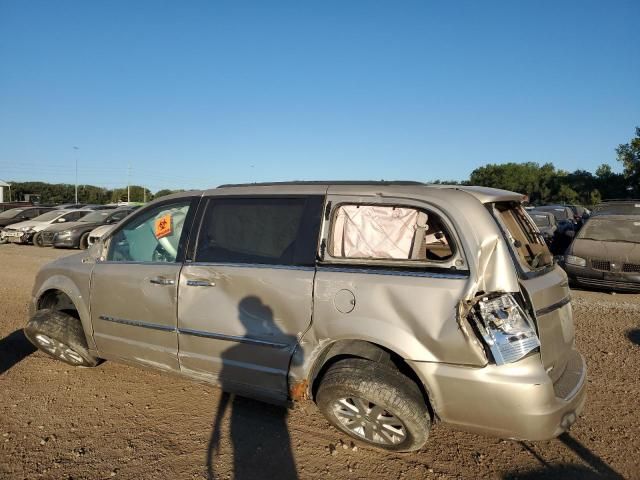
[[316, 358, 431, 452], [79, 232, 90, 250], [24, 309, 99, 367], [33, 232, 45, 247]]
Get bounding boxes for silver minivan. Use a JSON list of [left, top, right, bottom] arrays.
[[25, 182, 586, 452]]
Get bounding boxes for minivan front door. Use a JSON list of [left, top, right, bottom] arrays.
[[177, 196, 323, 403], [91, 199, 195, 371]]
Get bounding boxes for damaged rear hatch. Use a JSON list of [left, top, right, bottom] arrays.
[[490, 202, 575, 383]]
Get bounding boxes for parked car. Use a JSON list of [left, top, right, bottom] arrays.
[[528, 210, 559, 249], [37, 207, 137, 249], [24, 182, 586, 452], [592, 200, 640, 216], [0, 209, 91, 244], [531, 205, 577, 253], [86, 206, 141, 246], [566, 204, 591, 228], [563, 214, 640, 292], [55, 203, 87, 209], [0, 206, 55, 229]]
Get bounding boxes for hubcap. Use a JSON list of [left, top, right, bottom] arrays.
[[332, 397, 407, 445], [34, 334, 84, 364]]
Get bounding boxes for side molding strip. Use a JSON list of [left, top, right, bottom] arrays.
[[178, 328, 289, 349], [97, 315, 289, 349], [98, 315, 176, 332]]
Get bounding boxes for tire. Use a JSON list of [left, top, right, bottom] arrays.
[[33, 232, 45, 247], [24, 309, 99, 367], [79, 232, 90, 250], [316, 358, 431, 452]]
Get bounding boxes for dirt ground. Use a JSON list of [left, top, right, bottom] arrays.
[[0, 245, 638, 480]]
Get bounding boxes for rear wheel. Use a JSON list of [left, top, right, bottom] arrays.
[[79, 232, 90, 250], [33, 232, 45, 247], [24, 309, 99, 367], [316, 358, 431, 452]]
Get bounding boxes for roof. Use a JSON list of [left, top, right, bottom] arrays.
[[0, 180, 9, 187], [213, 181, 524, 203]]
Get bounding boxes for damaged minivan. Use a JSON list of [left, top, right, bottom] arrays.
[[25, 182, 586, 451]]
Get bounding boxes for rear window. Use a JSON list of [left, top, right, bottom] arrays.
[[531, 214, 551, 227], [494, 202, 552, 270], [328, 204, 454, 262]]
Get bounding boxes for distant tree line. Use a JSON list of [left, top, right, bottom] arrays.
[[4, 127, 638, 207], [3, 181, 183, 205], [447, 126, 639, 206]]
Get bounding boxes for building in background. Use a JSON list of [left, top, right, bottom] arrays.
[[0, 180, 9, 203]]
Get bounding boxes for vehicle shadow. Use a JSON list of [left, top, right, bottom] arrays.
[[626, 328, 640, 346], [0, 329, 37, 375], [206, 296, 299, 480], [505, 433, 623, 479]]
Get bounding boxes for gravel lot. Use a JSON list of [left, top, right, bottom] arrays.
[[1, 245, 638, 480]]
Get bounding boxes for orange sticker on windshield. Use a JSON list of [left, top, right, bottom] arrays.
[[155, 214, 173, 239]]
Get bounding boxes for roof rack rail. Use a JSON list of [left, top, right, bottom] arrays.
[[217, 180, 426, 188]]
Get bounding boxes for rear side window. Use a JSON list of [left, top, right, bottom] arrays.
[[329, 204, 454, 262], [195, 197, 323, 266], [494, 202, 552, 270]]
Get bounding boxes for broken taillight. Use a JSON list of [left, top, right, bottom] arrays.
[[471, 293, 540, 365]]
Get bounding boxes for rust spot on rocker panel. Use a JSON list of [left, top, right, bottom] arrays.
[[290, 379, 309, 401]]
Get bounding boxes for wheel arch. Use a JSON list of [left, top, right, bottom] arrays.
[[302, 339, 437, 421], [33, 275, 95, 351]]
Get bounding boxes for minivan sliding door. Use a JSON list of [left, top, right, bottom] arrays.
[[177, 196, 323, 403]]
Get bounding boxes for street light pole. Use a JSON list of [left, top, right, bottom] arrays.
[[73, 146, 79, 204]]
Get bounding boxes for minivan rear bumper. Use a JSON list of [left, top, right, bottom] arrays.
[[408, 350, 586, 441]]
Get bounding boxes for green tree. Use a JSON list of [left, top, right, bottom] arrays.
[[616, 127, 640, 196]]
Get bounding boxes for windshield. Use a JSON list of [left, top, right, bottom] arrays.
[[0, 208, 25, 219], [80, 211, 111, 223], [31, 211, 63, 222], [578, 218, 640, 243], [530, 214, 551, 227]]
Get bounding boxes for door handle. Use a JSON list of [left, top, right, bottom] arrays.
[[149, 277, 175, 286], [186, 279, 216, 287]]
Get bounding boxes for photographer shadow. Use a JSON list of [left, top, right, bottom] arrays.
[[206, 296, 299, 480]]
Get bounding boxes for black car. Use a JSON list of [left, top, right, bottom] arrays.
[[36, 207, 135, 249], [566, 204, 591, 228], [530, 206, 577, 253], [0, 207, 55, 228]]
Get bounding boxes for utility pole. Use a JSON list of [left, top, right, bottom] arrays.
[[73, 146, 79, 204], [127, 163, 131, 203]]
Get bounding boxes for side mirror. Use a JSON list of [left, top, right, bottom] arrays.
[[57, 218, 67, 223]]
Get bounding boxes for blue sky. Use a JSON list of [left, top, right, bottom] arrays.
[[1, 1, 638, 192]]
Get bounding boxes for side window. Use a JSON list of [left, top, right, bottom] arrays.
[[195, 197, 323, 266], [62, 211, 82, 222], [329, 204, 454, 262], [110, 211, 127, 223], [107, 201, 192, 263]]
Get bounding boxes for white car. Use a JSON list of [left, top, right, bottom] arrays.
[[86, 223, 114, 246], [0, 209, 91, 244]]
